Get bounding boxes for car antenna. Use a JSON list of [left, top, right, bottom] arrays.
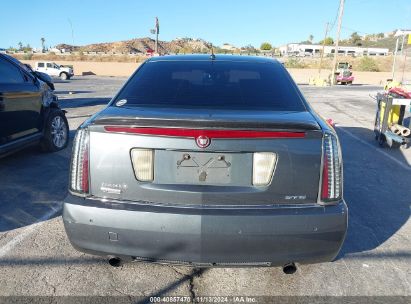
[[210, 47, 216, 60]]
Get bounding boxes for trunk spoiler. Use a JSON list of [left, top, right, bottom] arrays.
[[93, 117, 320, 131]]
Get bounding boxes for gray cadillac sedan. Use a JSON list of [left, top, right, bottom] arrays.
[[63, 55, 347, 271]]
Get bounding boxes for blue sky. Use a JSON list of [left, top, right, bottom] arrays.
[[1, 0, 410, 49]]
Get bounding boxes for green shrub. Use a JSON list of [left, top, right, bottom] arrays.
[[23, 53, 33, 60], [284, 58, 306, 68], [357, 56, 380, 72]]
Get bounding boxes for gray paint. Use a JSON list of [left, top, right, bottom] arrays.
[[64, 55, 346, 265], [64, 199, 347, 266], [88, 130, 323, 205]]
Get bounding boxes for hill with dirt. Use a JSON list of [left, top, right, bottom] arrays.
[[56, 37, 214, 54]]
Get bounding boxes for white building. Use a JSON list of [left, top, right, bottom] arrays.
[[221, 43, 237, 51], [49, 47, 63, 53], [279, 43, 389, 57]]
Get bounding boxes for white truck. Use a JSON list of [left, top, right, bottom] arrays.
[[34, 61, 74, 80]]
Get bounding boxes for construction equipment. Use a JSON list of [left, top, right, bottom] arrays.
[[374, 87, 411, 148]]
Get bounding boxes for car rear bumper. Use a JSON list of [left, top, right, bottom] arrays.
[[63, 196, 348, 267]]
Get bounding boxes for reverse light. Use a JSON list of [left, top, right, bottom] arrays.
[[320, 132, 342, 203], [252, 152, 277, 186], [131, 149, 154, 182], [70, 128, 89, 194]]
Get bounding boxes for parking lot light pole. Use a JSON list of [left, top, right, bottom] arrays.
[[331, 0, 345, 85]]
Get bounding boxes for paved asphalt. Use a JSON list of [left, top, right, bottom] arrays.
[[0, 76, 410, 302]]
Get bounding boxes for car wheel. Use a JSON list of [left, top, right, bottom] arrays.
[[41, 109, 69, 152], [60, 72, 68, 80]]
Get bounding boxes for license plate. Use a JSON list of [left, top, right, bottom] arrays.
[[154, 151, 252, 186]]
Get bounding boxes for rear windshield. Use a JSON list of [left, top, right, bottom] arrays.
[[114, 60, 306, 111]]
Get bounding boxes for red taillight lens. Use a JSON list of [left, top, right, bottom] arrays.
[[81, 144, 89, 192], [70, 129, 89, 194], [320, 132, 342, 203], [321, 153, 329, 199]]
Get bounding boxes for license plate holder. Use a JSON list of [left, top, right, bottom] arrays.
[[154, 151, 252, 186]]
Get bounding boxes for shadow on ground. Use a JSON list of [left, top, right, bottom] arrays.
[[0, 133, 75, 232], [336, 126, 411, 258]]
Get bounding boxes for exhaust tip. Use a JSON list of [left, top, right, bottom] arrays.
[[282, 262, 297, 274], [108, 257, 122, 267]]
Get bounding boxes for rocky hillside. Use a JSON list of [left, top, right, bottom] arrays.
[[56, 37, 214, 54]]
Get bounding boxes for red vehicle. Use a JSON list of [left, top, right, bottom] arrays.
[[336, 62, 354, 85], [146, 49, 155, 57]]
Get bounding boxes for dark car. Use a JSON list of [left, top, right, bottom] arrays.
[[63, 55, 347, 271], [0, 54, 69, 157]]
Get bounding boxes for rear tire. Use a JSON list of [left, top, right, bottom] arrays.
[[60, 72, 68, 80], [41, 109, 69, 152]]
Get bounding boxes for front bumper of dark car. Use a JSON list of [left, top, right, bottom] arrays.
[[63, 195, 347, 267]]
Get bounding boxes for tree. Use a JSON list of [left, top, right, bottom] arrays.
[[260, 42, 272, 51], [22, 44, 32, 52], [40, 37, 46, 52], [319, 37, 334, 45], [242, 44, 259, 53], [350, 32, 362, 46], [308, 34, 314, 43], [18, 42, 23, 51]]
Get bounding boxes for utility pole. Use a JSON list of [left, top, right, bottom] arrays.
[[400, 34, 405, 56], [155, 17, 159, 54], [331, 0, 345, 85], [318, 22, 329, 78], [391, 37, 399, 80], [68, 19, 75, 46]]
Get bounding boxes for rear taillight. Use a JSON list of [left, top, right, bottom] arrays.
[[320, 132, 342, 203], [70, 128, 89, 194]]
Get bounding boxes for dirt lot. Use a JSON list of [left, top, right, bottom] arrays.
[[0, 76, 410, 303]]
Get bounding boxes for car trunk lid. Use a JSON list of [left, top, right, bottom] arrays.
[[87, 107, 323, 206]]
